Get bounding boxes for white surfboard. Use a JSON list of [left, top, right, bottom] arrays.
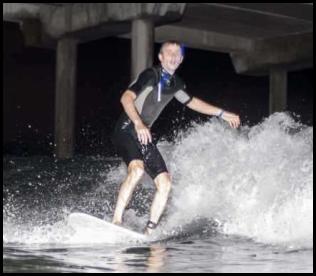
[[67, 212, 147, 244]]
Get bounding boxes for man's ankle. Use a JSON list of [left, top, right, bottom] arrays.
[[144, 220, 157, 235], [144, 227, 154, 235], [112, 218, 122, 225]]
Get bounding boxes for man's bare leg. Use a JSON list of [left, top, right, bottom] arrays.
[[145, 172, 172, 235], [112, 160, 145, 225]]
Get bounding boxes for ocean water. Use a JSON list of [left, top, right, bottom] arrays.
[[3, 113, 313, 273]]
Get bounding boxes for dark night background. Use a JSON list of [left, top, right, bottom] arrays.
[[3, 22, 313, 157]]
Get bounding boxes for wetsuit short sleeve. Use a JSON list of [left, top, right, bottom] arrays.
[[174, 83, 193, 105], [128, 68, 157, 96]]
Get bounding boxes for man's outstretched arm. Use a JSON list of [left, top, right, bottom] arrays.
[[186, 97, 240, 128]]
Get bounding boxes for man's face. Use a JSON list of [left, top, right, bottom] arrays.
[[158, 43, 183, 73]]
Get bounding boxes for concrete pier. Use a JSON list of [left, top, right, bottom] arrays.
[[54, 38, 78, 159], [269, 69, 287, 114], [131, 19, 154, 81]]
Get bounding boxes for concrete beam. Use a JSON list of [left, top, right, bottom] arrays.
[[39, 3, 186, 39], [3, 3, 42, 22], [203, 3, 313, 22], [4, 3, 186, 46], [230, 32, 313, 75], [120, 25, 253, 53], [269, 69, 287, 114], [155, 25, 253, 53], [54, 38, 78, 159], [180, 3, 312, 40], [131, 19, 154, 80]]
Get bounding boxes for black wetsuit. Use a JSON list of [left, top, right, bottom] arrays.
[[111, 65, 193, 179]]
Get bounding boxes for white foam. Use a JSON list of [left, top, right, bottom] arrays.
[[164, 113, 313, 248]]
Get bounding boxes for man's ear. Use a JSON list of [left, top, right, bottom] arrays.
[[158, 53, 163, 62]]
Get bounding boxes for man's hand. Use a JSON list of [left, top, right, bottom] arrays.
[[221, 112, 240, 129], [134, 120, 152, 145]]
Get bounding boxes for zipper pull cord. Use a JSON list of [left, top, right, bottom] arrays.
[[158, 81, 162, 102]]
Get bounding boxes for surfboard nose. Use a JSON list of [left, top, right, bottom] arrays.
[[67, 212, 148, 244]]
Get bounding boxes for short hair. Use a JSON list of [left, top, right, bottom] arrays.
[[159, 40, 185, 56]]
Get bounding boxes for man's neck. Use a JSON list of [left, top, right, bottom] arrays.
[[161, 64, 175, 75]]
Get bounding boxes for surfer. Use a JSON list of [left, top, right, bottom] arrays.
[[111, 41, 240, 234]]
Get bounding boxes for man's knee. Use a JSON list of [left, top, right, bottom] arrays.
[[128, 160, 145, 181], [154, 172, 172, 194]]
